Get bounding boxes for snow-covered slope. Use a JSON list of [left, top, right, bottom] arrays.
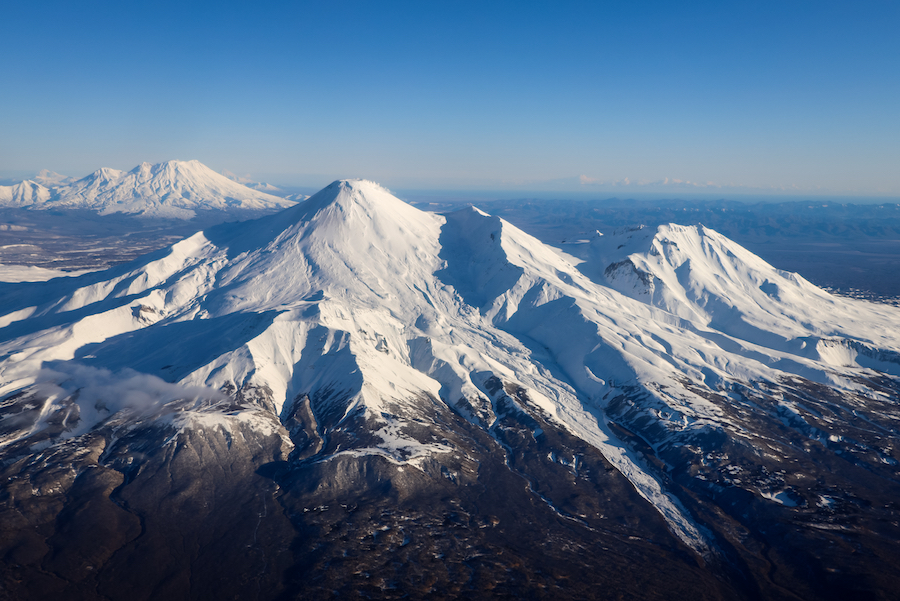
[[0, 160, 296, 218], [47, 160, 296, 218], [569, 223, 900, 370], [2, 180, 900, 570], [0, 180, 52, 207], [0, 264, 95, 282], [32, 169, 74, 187]]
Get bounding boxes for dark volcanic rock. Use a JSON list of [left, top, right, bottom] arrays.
[[0, 385, 748, 601]]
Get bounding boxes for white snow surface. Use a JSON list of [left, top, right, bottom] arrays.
[[0, 264, 96, 283], [0, 181, 52, 207], [2, 179, 900, 553], [0, 160, 296, 218], [33, 169, 75, 187]]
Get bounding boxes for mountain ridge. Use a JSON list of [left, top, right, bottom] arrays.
[[1, 179, 899, 599], [0, 180, 53, 207], [0, 160, 295, 218]]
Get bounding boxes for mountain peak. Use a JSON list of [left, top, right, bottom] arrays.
[[89, 167, 124, 182], [260, 179, 439, 245], [131, 159, 206, 176], [0, 179, 52, 206], [323, 178, 394, 198], [33, 169, 73, 187], [297, 179, 407, 217], [24, 160, 296, 218]]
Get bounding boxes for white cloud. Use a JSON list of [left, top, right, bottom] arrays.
[[35, 363, 226, 437]]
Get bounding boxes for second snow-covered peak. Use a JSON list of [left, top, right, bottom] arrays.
[[0, 180, 52, 207], [566, 221, 886, 346], [49, 160, 296, 218]]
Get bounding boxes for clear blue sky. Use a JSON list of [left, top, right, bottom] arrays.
[[1, 0, 898, 196]]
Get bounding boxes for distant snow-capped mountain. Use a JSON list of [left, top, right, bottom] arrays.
[[220, 169, 312, 200], [54, 160, 296, 217], [570, 222, 894, 355], [1, 180, 899, 599], [32, 169, 75, 187], [0, 160, 296, 218], [247, 181, 283, 193], [0, 180, 53, 207], [220, 168, 283, 193], [283, 191, 311, 202]]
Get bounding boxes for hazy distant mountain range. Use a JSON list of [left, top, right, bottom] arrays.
[[218, 169, 313, 200], [0, 160, 297, 219], [1, 180, 899, 599]]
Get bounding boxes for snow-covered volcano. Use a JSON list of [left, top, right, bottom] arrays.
[[0, 180, 53, 207], [0, 160, 295, 218], [32, 169, 74, 187], [2, 180, 900, 599]]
